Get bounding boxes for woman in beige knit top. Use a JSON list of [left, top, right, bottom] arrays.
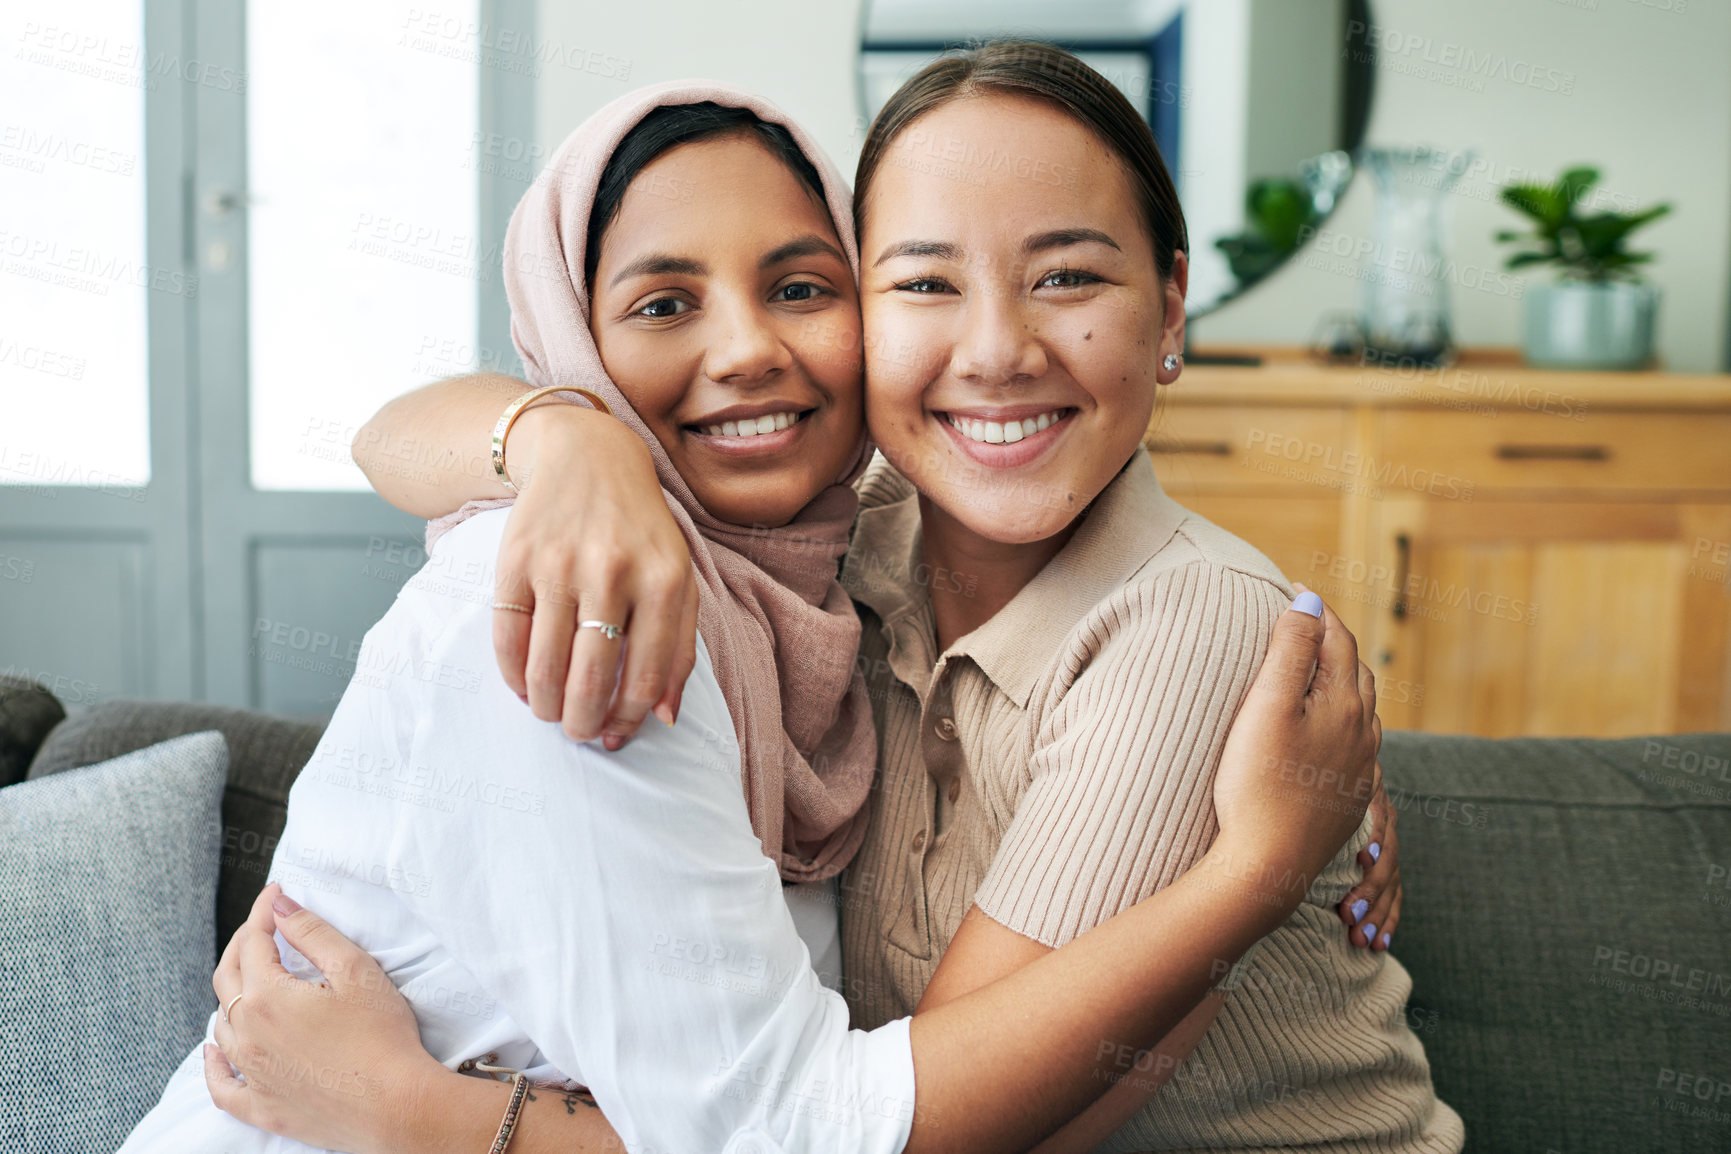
[[833, 46, 1462, 1151], [205, 43, 1457, 1152]]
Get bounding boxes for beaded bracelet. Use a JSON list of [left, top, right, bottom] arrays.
[[490, 1073, 529, 1154], [459, 1054, 532, 1154]]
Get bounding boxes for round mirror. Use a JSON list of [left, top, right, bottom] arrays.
[[859, 0, 1376, 319]]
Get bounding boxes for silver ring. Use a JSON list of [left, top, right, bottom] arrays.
[[578, 620, 624, 641], [222, 993, 244, 1024], [492, 602, 533, 614]]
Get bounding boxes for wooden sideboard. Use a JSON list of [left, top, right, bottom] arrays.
[[1145, 349, 1731, 737]]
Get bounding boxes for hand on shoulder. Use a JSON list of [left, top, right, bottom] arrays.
[[1209, 587, 1381, 910]]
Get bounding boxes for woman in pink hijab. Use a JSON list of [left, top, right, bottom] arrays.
[[129, 82, 1378, 1154]]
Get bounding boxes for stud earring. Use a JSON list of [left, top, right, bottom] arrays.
[[1163, 353, 1181, 372]]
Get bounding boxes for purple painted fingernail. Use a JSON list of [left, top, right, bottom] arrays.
[[1350, 898, 1369, 923], [1291, 591, 1324, 618], [1368, 841, 1382, 863], [1362, 922, 1377, 942], [1380, 932, 1392, 949]]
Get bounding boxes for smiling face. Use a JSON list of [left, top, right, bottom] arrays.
[[859, 93, 1186, 545], [588, 132, 863, 528]]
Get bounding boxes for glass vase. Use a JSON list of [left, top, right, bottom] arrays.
[[1361, 147, 1473, 366]]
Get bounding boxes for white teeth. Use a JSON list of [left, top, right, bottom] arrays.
[[947, 410, 1065, 445], [702, 411, 805, 439]]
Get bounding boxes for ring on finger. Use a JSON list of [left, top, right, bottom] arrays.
[[222, 993, 244, 1024], [493, 602, 533, 614], [578, 620, 624, 641]]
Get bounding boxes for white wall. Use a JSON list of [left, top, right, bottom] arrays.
[[534, 0, 867, 180], [1193, 0, 1731, 372]]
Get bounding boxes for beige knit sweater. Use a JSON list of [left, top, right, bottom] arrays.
[[837, 451, 1464, 1152]]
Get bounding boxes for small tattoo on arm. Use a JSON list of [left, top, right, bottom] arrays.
[[562, 1090, 598, 1114]]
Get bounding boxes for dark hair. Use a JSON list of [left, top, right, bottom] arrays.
[[854, 40, 1188, 281], [584, 102, 828, 290]]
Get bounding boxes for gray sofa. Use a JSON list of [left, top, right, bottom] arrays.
[[4, 675, 1729, 1153]]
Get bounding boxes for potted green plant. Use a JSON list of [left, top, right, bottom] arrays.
[[1215, 177, 1319, 286], [1496, 166, 1670, 370]]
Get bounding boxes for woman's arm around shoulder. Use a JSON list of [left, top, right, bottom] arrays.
[[357, 373, 697, 745]]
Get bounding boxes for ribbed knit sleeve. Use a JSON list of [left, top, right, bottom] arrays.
[[973, 560, 1289, 949]]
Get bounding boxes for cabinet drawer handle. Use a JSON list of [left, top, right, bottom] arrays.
[[1392, 533, 1410, 621], [1149, 440, 1233, 456], [1494, 444, 1610, 461]]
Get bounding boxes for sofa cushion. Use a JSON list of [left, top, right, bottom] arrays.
[[0, 732, 228, 1154], [0, 675, 65, 789], [1380, 731, 1731, 1154], [29, 701, 323, 951]]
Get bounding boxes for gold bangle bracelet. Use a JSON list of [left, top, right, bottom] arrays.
[[491, 385, 612, 494]]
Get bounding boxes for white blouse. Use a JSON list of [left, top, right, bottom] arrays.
[[121, 508, 915, 1154]]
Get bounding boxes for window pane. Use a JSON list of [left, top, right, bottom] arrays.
[[247, 1, 478, 490], [0, 0, 150, 488]]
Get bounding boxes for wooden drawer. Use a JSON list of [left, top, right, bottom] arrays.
[[1145, 405, 1350, 492], [1378, 411, 1731, 494]]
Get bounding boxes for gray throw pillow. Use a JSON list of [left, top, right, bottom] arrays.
[[0, 731, 228, 1154]]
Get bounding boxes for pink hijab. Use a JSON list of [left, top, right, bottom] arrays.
[[430, 81, 875, 882]]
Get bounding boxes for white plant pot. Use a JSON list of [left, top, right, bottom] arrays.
[[1522, 280, 1657, 370]]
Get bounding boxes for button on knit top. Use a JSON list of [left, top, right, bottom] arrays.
[[837, 448, 1464, 1152]]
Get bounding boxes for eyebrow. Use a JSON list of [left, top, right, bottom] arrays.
[[1022, 227, 1121, 255], [608, 253, 708, 288], [872, 239, 964, 267], [760, 234, 848, 270], [872, 229, 1121, 268]]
